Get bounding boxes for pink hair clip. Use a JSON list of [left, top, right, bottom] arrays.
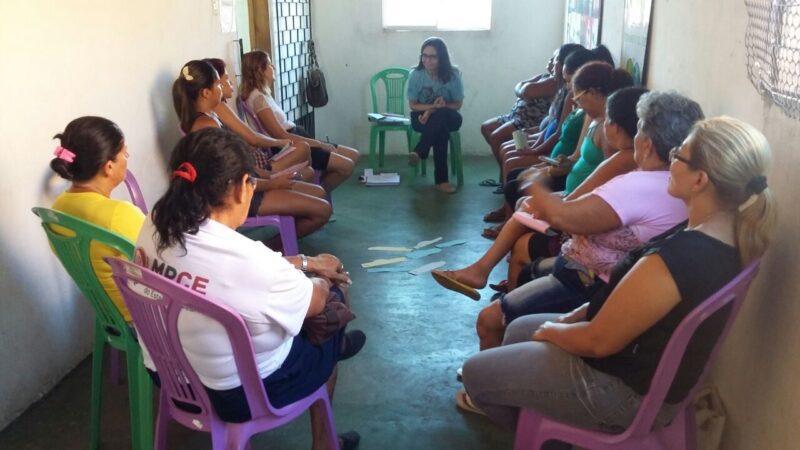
[[53, 146, 76, 163]]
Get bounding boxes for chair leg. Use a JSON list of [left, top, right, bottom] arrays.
[[278, 216, 299, 256], [89, 321, 105, 450], [153, 394, 170, 450], [449, 132, 464, 187], [369, 127, 379, 170], [378, 131, 386, 168], [126, 346, 154, 450]]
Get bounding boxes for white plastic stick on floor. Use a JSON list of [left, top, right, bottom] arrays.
[[413, 237, 443, 249], [361, 257, 408, 268]]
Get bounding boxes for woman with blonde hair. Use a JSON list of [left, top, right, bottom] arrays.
[[460, 116, 776, 437], [240, 50, 359, 193]]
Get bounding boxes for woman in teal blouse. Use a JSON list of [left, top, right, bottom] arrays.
[[407, 37, 464, 193]]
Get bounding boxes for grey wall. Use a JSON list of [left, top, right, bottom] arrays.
[[309, 0, 566, 155]]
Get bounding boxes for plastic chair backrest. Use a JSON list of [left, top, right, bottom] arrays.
[[369, 67, 411, 115], [32, 207, 133, 341], [124, 170, 148, 214], [621, 259, 761, 437], [236, 96, 270, 136], [107, 257, 278, 426]]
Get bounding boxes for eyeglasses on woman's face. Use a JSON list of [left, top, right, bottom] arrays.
[[421, 52, 438, 60], [668, 146, 694, 167], [572, 89, 588, 103]]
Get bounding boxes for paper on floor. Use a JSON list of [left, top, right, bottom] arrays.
[[435, 239, 467, 248], [406, 248, 442, 259], [408, 260, 446, 275]]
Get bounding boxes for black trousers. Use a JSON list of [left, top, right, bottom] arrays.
[[411, 108, 463, 184]]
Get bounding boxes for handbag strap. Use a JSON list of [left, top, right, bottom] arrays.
[[308, 40, 318, 69]]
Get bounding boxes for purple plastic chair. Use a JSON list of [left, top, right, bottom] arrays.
[[124, 170, 148, 214], [106, 257, 339, 450], [514, 260, 761, 450], [123, 169, 300, 256]]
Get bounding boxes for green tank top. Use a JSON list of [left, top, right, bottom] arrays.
[[565, 123, 604, 194], [550, 109, 586, 159]]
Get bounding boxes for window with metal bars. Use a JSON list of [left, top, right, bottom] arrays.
[[745, 0, 800, 119], [274, 0, 315, 135]]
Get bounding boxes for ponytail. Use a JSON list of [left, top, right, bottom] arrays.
[[573, 62, 633, 96], [735, 187, 777, 264], [50, 116, 125, 182], [688, 117, 777, 264], [151, 128, 255, 255], [172, 60, 219, 134]]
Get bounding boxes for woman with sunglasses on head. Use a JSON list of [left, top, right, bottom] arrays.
[[136, 128, 364, 450], [407, 36, 464, 193], [174, 60, 332, 238], [50, 116, 145, 322], [461, 116, 776, 441]]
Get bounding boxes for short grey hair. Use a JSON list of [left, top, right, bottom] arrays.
[[636, 91, 704, 161]]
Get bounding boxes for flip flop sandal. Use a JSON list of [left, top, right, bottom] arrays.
[[492, 186, 505, 194], [338, 430, 361, 450], [481, 227, 500, 240], [431, 270, 481, 301], [455, 388, 487, 416], [483, 209, 506, 223], [479, 178, 501, 187], [456, 366, 463, 383], [488, 279, 509, 293]]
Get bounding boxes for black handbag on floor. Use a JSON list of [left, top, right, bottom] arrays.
[[305, 40, 329, 107]]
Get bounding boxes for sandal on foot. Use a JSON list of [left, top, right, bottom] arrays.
[[492, 186, 505, 194], [488, 279, 509, 293], [431, 270, 481, 301], [456, 366, 463, 383], [482, 209, 506, 223], [455, 388, 486, 416], [481, 226, 500, 240], [338, 430, 361, 450], [479, 178, 501, 187]]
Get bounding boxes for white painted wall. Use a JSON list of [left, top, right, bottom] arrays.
[[0, 0, 238, 429], [599, 1, 800, 448], [310, 0, 566, 155]]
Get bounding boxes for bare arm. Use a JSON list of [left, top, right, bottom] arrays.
[[515, 76, 557, 100], [566, 149, 637, 200], [533, 255, 680, 357], [256, 108, 333, 151], [305, 277, 330, 317], [214, 102, 290, 148], [527, 182, 622, 235]]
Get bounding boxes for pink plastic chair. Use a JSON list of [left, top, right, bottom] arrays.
[[123, 169, 300, 256], [514, 260, 761, 450], [107, 257, 339, 450]]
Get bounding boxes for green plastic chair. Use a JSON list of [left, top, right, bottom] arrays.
[[32, 207, 153, 450], [368, 67, 414, 170], [409, 130, 464, 187]]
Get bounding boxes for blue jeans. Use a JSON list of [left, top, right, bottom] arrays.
[[463, 314, 679, 435], [499, 257, 605, 323]]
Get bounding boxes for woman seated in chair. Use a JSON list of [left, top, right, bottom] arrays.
[[135, 128, 364, 449], [441, 87, 650, 303], [174, 60, 331, 238], [436, 91, 704, 353], [460, 116, 776, 442], [240, 50, 359, 193], [203, 57, 314, 181], [50, 116, 145, 322], [479, 47, 559, 176], [407, 36, 464, 193]]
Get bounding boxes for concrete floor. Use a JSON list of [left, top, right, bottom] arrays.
[[0, 155, 516, 449]]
